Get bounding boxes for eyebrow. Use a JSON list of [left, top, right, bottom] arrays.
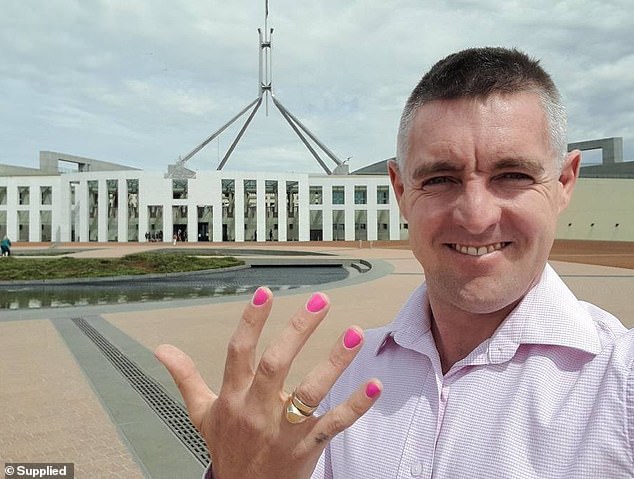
[[492, 157, 546, 175], [409, 157, 546, 180], [410, 160, 463, 180]]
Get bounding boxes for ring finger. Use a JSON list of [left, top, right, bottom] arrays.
[[291, 326, 365, 413]]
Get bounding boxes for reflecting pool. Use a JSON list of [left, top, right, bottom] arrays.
[[1, 265, 348, 310]]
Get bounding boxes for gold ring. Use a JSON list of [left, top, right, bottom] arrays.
[[284, 391, 318, 424], [291, 392, 318, 416]]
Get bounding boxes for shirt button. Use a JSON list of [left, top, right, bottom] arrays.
[[440, 386, 449, 402], [411, 462, 424, 477]]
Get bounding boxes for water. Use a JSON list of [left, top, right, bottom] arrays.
[[1, 265, 349, 310]]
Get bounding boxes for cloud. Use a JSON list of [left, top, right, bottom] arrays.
[[1, 0, 633, 172]]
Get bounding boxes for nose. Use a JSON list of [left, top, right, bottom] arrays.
[[452, 180, 501, 234]]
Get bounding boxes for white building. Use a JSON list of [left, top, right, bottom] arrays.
[[0, 151, 405, 244], [3, 139, 633, 244]]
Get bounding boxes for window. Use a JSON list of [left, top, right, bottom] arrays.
[[88, 181, 98, 219], [0, 186, 7, 205], [0, 210, 6, 239], [70, 181, 79, 205], [332, 186, 345, 205], [40, 210, 52, 241], [107, 180, 118, 221], [354, 186, 367, 205], [172, 179, 188, 199], [286, 181, 299, 240], [377, 185, 389, 205], [355, 210, 367, 240], [377, 210, 390, 240], [222, 179, 235, 219], [310, 186, 323, 205], [127, 179, 139, 218], [18, 186, 30, 205], [127, 179, 139, 241], [40, 186, 52, 205], [332, 210, 345, 240], [18, 210, 29, 241]]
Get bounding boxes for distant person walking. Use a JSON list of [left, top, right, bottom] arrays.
[[1, 236, 11, 257]]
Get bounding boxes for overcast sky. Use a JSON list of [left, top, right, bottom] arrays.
[[2, 0, 633, 174]]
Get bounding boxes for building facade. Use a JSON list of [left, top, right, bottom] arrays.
[[0, 152, 404, 244]]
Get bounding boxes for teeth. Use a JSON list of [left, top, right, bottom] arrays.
[[453, 242, 505, 256]]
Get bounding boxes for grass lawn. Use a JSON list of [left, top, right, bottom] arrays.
[[0, 253, 244, 281]]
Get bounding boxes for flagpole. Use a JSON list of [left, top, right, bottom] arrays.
[[265, 0, 268, 34]]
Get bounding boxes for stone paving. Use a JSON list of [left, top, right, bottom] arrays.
[[1, 243, 633, 478], [0, 320, 145, 478]]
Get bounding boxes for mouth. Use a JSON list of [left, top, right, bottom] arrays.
[[449, 242, 510, 257]]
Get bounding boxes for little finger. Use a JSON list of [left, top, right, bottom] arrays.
[[310, 379, 383, 447]]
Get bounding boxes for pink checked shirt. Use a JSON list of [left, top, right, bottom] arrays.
[[312, 264, 634, 478]]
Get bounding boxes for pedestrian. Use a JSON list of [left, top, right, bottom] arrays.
[[1, 236, 11, 257]]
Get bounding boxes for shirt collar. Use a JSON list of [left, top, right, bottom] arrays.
[[485, 263, 602, 363], [375, 264, 602, 364], [375, 283, 435, 357]]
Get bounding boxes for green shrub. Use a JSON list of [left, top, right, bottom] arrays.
[[0, 253, 243, 281]]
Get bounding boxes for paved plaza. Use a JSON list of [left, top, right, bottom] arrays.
[[1, 243, 633, 478]]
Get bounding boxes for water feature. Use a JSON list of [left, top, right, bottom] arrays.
[[1, 265, 349, 310]]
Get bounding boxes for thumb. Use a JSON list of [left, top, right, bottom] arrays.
[[155, 344, 217, 428]]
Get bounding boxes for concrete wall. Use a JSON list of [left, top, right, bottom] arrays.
[[557, 178, 634, 241]]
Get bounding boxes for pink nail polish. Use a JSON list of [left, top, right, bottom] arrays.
[[306, 293, 327, 313], [252, 287, 269, 306], [365, 382, 381, 399], [343, 328, 362, 349]]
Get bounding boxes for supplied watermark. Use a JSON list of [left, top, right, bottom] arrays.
[[4, 463, 74, 479]]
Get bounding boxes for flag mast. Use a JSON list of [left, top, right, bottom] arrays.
[[166, 0, 348, 176]]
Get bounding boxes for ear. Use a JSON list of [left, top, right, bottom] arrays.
[[388, 159, 409, 220], [557, 149, 581, 212]]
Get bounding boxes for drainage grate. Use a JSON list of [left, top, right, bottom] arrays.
[[71, 317, 210, 467]]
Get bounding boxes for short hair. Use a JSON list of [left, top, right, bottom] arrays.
[[396, 47, 567, 170]]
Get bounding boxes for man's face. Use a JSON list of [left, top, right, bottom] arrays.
[[389, 92, 580, 316]]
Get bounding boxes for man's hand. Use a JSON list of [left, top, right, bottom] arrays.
[[155, 287, 382, 479]]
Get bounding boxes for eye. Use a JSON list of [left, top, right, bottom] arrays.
[[494, 172, 534, 185], [421, 176, 458, 188]]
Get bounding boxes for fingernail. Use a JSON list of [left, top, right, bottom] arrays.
[[365, 382, 381, 399], [343, 328, 362, 349], [306, 293, 327, 313], [252, 287, 269, 306]]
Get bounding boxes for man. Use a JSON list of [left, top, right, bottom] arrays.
[[156, 47, 633, 478]]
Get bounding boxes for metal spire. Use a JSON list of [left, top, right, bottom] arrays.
[[166, 0, 348, 177]]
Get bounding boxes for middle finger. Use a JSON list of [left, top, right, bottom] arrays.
[[249, 292, 330, 400]]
